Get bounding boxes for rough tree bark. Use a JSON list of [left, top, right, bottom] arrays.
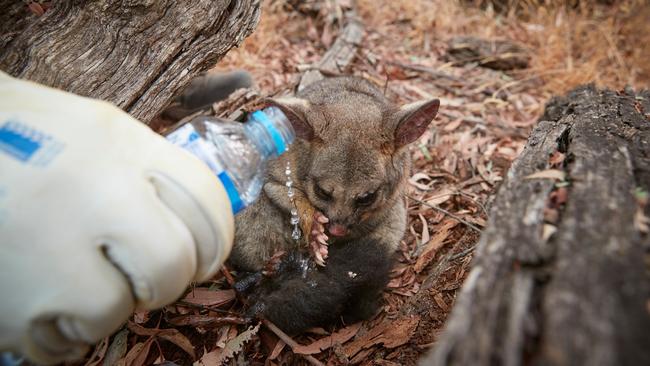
[[422, 85, 650, 366], [0, 0, 261, 124]]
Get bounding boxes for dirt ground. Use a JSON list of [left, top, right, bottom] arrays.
[[78, 1, 650, 365]]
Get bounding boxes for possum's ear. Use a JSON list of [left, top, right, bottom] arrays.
[[394, 99, 439, 148], [265, 97, 314, 141]]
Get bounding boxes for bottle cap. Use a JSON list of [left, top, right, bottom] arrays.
[[250, 109, 290, 156]]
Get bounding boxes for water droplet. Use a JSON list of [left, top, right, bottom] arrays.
[[285, 169, 291, 175], [300, 258, 309, 278], [287, 188, 295, 198], [291, 208, 298, 216], [290, 216, 299, 225], [285, 181, 293, 188], [292, 226, 301, 240]]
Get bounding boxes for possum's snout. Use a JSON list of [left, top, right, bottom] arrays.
[[327, 223, 348, 237]]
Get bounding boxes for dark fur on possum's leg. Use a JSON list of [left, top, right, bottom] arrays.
[[246, 238, 394, 334], [177, 70, 252, 109], [161, 70, 253, 120]]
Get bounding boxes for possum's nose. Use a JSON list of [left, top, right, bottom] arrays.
[[327, 223, 348, 237]]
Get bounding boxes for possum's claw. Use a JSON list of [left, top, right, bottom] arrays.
[[315, 212, 329, 224], [309, 211, 330, 266]]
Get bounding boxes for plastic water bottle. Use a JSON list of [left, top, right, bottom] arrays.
[[165, 107, 294, 214]]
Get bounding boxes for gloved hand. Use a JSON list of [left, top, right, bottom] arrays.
[[0, 72, 234, 364]]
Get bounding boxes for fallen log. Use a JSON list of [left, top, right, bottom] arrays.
[[422, 85, 650, 365], [0, 0, 261, 124], [444, 36, 529, 71]]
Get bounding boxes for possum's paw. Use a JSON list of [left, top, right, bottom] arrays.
[[309, 211, 330, 266], [233, 251, 287, 293], [261, 250, 287, 276], [245, 299, 267, 320], [233, 272, 263, 294]]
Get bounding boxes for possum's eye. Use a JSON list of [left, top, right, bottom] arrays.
[[314, 184, 332, 201], [355, 191, 377, 207]]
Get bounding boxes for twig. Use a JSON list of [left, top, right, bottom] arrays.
[[221, 265, 236, 286], [449, 244, 477, 260], [439, 110, 486, 125], [493, 68, 566, 97], [436, 81, 469, 96], [166, 314, 248, 327], [458, 191, 490, 219], [387, 61, 462, 82], [262, 319, 325, 366], [407, 195, 482, 233], [175, 300, 240, 316], [295, 65, 349, 77]]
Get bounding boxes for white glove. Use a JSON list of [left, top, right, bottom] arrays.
[[0, 72, 234, 364]]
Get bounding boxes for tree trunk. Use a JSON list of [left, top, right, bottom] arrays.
[[422, 85, 650, 366], [0, 0, 261, 124]]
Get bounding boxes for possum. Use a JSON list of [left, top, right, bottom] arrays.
[[229, 76, 439, 333]]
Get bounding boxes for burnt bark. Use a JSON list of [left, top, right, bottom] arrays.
[[0, 0, 261, 124], [422, 85, 650, 366]]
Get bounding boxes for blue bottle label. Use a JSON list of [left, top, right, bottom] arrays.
[[166, 124, 244, 213], [0, 120, 64, 166]]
